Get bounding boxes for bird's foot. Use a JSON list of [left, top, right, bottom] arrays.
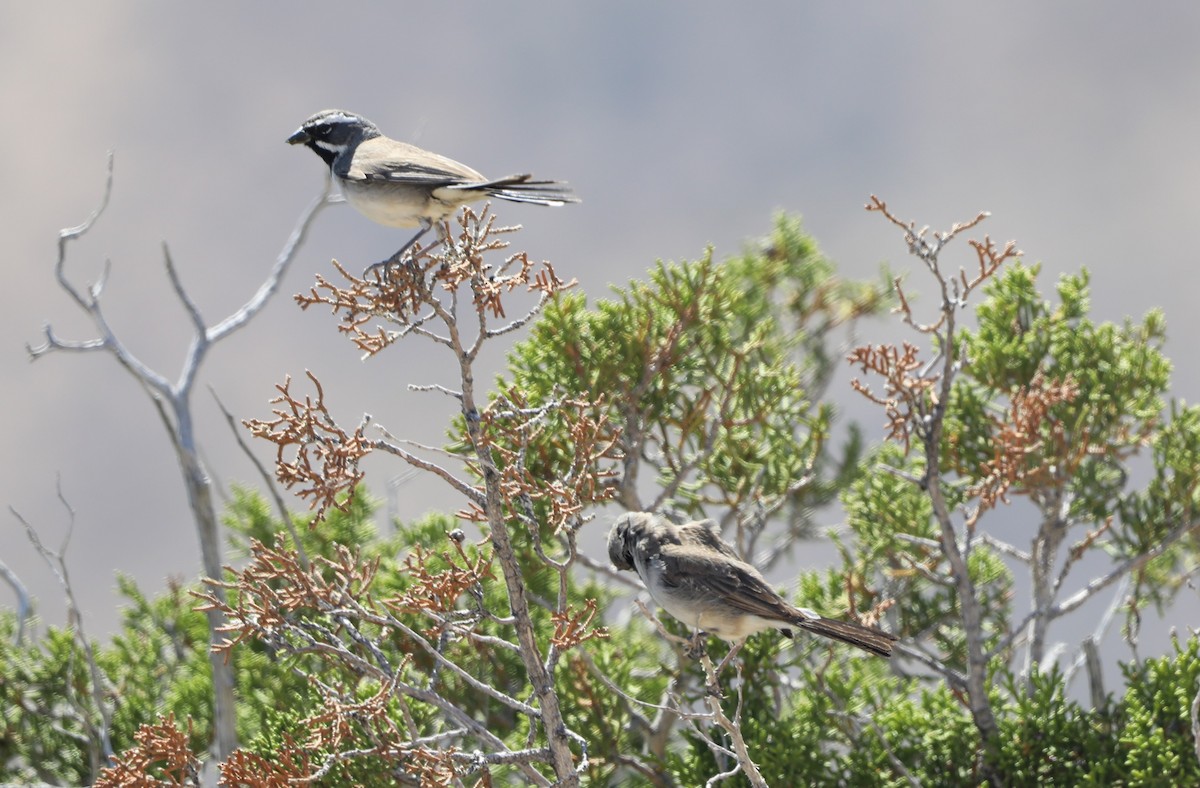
[[685, 632, 707, 661], [363, 223, 433, 278], [363, 248, 414, 278]]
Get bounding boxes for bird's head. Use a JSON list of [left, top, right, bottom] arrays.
[[287, 109, 381, 168], [607, 512, 657, 572]]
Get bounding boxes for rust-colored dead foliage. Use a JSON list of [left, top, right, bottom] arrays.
[[847, 341, 933, 449], [294, 206, 570, 356], [550, 598, 609, 650], [384, 538, 494, 625], [969, 371, 1081, 508], [94, 713, 200, 787], [197, 539, 380, 658], [218, 738, 311, 786], [243, 371, 369, 523]]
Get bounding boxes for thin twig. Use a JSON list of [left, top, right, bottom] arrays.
[[210, 386, 310, 571], [0, 558, 32, 644], [11, 485, 115, 762]]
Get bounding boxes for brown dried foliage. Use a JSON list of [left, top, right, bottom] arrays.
[[94, 713, 200, 787], [847, 342, 932, 449], [246, 207, 577, 526], [304, 679, 402, 755], [294, 206, 570, 356], [853, 201, 1079, 510], [198, 539, 380, 658], [384, 538, 494, 627], [840, 570, 897, 630], [968, 371, 1081, 509], [243, 371, 369, 523], [219, 739, 311, 786], [194, 539, 486, 782], [403, 746, 462, 786], [550, 598, 609, 650]]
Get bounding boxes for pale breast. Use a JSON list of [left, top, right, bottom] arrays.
[[340, 180, 480, 228]]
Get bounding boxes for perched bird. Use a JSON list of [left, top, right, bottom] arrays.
[[287, 109, 578, 267], [607, 512, 897, 658]]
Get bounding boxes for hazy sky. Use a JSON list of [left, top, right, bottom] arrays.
[[3, 4, 1198, 672]]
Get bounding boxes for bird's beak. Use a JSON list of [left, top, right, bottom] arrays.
[[286, 128, 310, 145]]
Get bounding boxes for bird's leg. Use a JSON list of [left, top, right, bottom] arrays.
[[685, 631, 708, 661], [681, 628, 705, 662], [363, 221, 432, 276]]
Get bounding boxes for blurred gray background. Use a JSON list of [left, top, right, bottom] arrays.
[[3, 3, 1198, 668]]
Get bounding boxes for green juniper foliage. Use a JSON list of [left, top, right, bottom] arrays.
[[495, 213, 890, 540]]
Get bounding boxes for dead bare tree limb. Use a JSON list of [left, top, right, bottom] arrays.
[[28, 155, 336, 762], [10, 479, 114, 774]]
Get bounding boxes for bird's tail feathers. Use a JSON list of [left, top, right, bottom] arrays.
[[454, 174, 580, 206], [795, 616, 898, 658]]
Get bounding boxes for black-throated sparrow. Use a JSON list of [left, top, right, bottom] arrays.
[[608, 512, 897, 658], [287, 109, 579, 265]]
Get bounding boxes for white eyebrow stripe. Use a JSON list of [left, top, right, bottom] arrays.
[[315, 111, 361, 126]]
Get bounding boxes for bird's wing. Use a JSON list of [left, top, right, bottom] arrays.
[[339, 137, 485, 185], [656, 544, 797, 623], [673, 520, 741, 561]]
